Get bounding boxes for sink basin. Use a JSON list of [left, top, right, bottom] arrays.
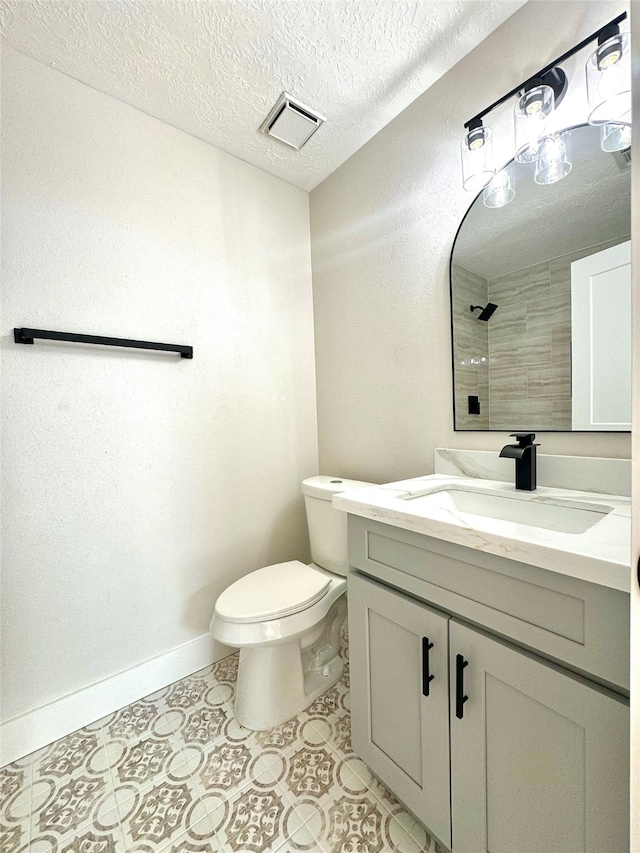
[[401, 487, 614, 534]]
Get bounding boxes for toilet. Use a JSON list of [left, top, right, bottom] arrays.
[[210, 475, 374, 730]]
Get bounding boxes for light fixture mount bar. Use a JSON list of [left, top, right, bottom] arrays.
[[464, 12, 627, 130], [528, 68, 568, 107]]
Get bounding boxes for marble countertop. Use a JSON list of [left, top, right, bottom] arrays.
[[334, 474, 631, 593]]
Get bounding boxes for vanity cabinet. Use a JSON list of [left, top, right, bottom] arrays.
[[449, 618, 628, 853], [347, 517, 630, 853], [349, 574, 452, 845]]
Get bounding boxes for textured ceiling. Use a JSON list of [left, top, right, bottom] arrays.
[[0, 0, 526, 191]]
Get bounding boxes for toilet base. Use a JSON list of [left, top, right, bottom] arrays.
[[234, 644, 343, 730], [233, 596, 347, 730]]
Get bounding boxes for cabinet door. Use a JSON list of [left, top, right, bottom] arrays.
[[450, 619, 629, 853], [349, 572, 451, 846]]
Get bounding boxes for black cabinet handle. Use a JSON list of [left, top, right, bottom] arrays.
[[422, 637, 435, 696], [455, 653, 469, 719]]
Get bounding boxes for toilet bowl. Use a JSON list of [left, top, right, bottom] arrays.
[[210, 475, 374, 730]]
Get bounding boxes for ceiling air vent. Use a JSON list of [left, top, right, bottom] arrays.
[[259, 92, 326, 151]]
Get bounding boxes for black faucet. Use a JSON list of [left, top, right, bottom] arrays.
[[499, 433, 539, 491]]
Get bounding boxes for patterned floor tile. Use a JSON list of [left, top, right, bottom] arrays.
[[304, 786, 416, 852], [254, 718, 303, 752], [2, 629, 440, 853], [1, 821, 29, 853], [167, 659, 236, 716], [155, 827, 221, 852], [117, 776, 212, 851], [28, 725, 118, 849], [172, 717, 273, 809], [37, 729, 104, 780], [52, 809, 128, 853], [178, 704, 231, 748], [1, 755, 33, 853], [204, 777, 306, 853], [30, 768, 115, 845], [209, 653, 240, 686], [1, 755, 33, 803], [303, 687, 353, 760], [321, 745, 434, 851], [105, 700, 163, 744], [111, 733, 186, 795], [385, 808, 434, 853]]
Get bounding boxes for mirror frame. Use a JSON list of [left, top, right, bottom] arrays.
[[449, 123, 631, 433]]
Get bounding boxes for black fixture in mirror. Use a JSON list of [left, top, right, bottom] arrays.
[[470, 303, 498, 321]]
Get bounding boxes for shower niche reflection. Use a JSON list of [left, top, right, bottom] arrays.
[[450, 123, 631, 432]]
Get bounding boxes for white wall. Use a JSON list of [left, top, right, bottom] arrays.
[[310, 0, 631, 485], [1, 48, 318, 737]]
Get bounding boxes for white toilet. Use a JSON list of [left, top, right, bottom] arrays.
[[210, 475, 373, 730]]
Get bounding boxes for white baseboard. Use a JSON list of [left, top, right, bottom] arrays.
[[0, 634, 235, 766]]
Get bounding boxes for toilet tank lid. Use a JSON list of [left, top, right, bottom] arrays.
[[302, 476, 376, 499]]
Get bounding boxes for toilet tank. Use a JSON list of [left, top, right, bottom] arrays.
[[301, 476, 375, 577]]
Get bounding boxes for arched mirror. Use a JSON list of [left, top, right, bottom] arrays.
[[450, 123, 631, 431]]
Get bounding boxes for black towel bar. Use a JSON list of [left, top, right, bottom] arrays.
[[14, 327, 193, 359]]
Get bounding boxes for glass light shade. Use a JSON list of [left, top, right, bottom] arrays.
[[586, 33, 631, 125], [483, 164, 515, 208], [514, 84, 555, 163], [534, 132, 572, 185], [600, 121, 631, 152], [461, 125, 494, 193]]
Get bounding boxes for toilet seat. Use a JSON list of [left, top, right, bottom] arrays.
[[214, 561, 332, 624]]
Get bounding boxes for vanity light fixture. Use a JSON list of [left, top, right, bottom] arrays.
[[586, 23, 631, 126], [513, 76, 561, 163], [600, 121, 631, 152], [483, 163, 515, 208], [460, 12, 629, 198], [534, 131, 573, 185], [461, 118, 494, 193]]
